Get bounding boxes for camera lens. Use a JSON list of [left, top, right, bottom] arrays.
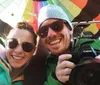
[[69, 63, 100, 85]]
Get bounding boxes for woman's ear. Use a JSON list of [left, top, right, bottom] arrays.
[[33, 36, 40, 56]]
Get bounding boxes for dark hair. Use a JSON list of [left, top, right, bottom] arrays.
[[63, 20, 72, 31], [16, 21, 37, 45]]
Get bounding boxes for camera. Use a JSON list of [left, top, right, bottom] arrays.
[[71, 32, 100, 65], [69, 21, 100, 85]]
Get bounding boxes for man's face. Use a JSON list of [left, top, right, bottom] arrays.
[[6, 28, 35, 69], [39, 19, 72, 55]]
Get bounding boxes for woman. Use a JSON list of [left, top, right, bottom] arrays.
[[0, 21, 38, 85]]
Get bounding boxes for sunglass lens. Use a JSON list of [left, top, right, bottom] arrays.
[[38, 26, 48, 38], [51, 21, 63, 32], [38, 20, 64, 38], [7, 38, 18, 49], [22, 42, 34, 52]]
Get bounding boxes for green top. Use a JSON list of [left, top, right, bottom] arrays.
[[0, 54, 23, 85], [12, 81, 23, 85], [44, 54, 63, 85]]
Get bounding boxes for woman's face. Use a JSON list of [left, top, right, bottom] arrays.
[[6, 28, 35, 69]]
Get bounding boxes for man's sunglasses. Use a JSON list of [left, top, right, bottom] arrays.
[[6, 38, 35, 52], [38, 20, 65, 38]]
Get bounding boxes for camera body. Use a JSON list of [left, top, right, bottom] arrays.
[[71, 37, 100, 64]]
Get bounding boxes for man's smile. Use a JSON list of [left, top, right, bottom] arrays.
[[49, 39, 61, 45]]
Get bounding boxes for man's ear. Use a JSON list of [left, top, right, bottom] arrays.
[[70, 30, 73, 36], [69, 29, 74, 43]]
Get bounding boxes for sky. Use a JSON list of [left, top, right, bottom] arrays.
[[0, 0, 27, 27]]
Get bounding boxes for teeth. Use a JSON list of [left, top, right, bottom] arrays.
[[13, 56, 23, 60], [50, 40, 60, 45]]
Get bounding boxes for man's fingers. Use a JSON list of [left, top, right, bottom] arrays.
[[57, 75, 69, 83], [95, 55, 100, 63], [58, 54, 72, 63], [56, 68, 72, 76], [57, 60, 75, 69]]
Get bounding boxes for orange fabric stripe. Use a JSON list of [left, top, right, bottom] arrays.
[[70, 0, 88, 9], [94, 14, 100, 29]]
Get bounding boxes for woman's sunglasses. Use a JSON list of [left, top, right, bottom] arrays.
[[37, 20, 65, 38], [6, 38, 35, 52]]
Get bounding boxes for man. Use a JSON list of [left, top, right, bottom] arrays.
[[37, 4, 75, 85], [38, 4, 100, 85]]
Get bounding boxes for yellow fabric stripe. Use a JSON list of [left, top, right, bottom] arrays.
[[59, 0, 81, 18], [22, 0, 33, 21], [84, 24, 99, 34]]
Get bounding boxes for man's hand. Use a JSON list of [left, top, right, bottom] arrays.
[[56, 54, 75, 83], [95, 55, 100, 63]]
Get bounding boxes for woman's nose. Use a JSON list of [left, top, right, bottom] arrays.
[[14, 45, 23, 53]]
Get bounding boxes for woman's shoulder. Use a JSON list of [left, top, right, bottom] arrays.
[[0, 44, 6, 59], [0, 44, 12, 71]]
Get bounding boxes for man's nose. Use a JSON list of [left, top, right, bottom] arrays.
[[47, 27, 56, 37]]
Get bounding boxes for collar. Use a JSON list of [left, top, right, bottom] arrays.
[[45, 53, 58, 65], [12, 74, 24, 82]]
